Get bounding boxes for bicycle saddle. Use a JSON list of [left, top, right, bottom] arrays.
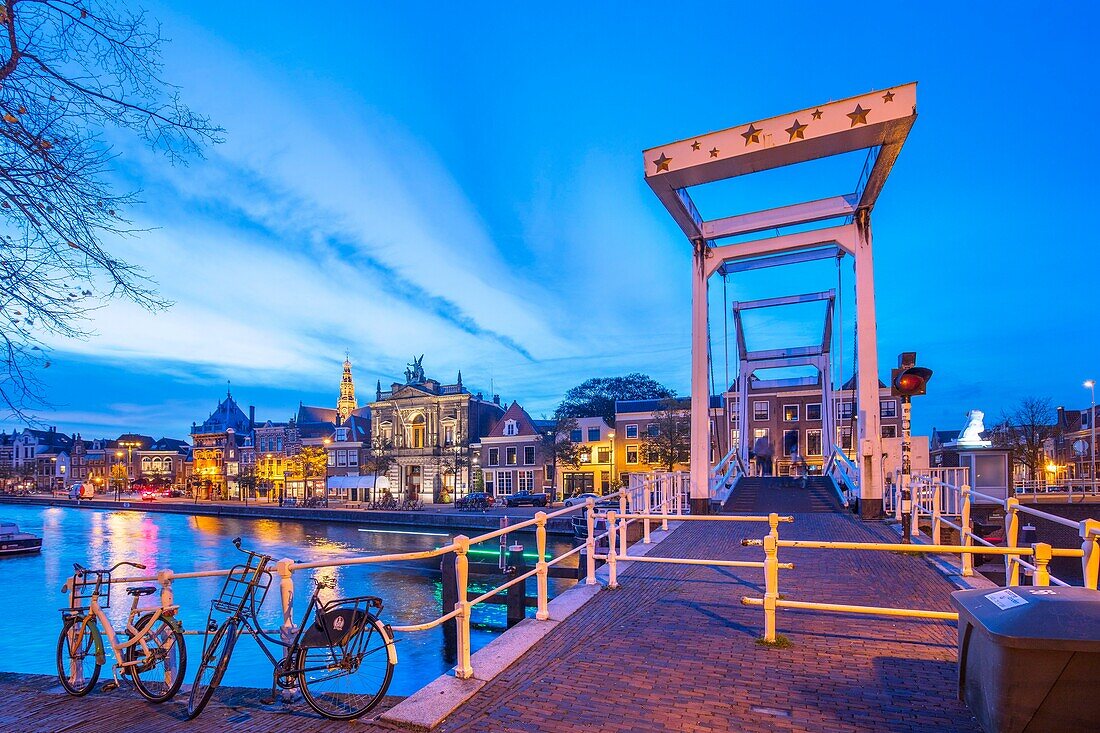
[[126, 586, 158, 597]]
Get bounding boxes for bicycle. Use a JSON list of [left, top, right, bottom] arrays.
[[187, 538, 397, 721], [56, 561, 186, 702]]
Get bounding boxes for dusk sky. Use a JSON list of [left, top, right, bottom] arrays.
[[5, 1, 1097, 440]]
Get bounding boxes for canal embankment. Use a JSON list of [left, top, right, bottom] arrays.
[[0, 494, 578, 535]]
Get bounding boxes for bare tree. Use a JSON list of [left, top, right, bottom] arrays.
[[0, 1, 222, 418], [642, 398, 691, 472], [990, 397, 1058, 481]]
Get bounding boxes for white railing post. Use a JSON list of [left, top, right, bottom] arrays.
[[931, 481, 942, 546], [1004, 498, 1020, 586], [768, 512, 780, 540], [643, 479, 652, 544], [961, 485, 974, 577], [618, 491, 628, 556], [606, 510, 619, 589], [535, 512, 549, 620], [453, 535, 474, 679], [275, 559, 296, 645], [157, 569, 174, 609], [585, 499, 596, 585], [1081, 519, 1100, 591], [661, 486, 669, 531], [909, 481, 920, 539], [763, 533, 778, 643], [1032, 542, 1052, 587]]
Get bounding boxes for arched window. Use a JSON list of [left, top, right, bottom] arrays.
[[164, 458, 173, 472], [141, 457, 151, 471], [408, 414, 425, 449]]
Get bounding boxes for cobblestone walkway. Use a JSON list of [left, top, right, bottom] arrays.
[[1, 512, 982, 732]]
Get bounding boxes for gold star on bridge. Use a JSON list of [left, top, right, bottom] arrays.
[[785, 119, 808, 141], [847, 104, 870, 126], [652, 153, 672, 172], [811, 108, 823, 120], [741, 124, 763, 145], [882, 90, 895, 102], [709, 147, 719, 158], [691, 140, 701, 151]]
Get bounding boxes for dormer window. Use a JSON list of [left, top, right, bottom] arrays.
[[503, 419, 518, 437]]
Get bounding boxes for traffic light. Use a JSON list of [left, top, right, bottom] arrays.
[[891, 366, 933, 397]]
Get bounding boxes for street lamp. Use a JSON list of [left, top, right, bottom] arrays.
[[114, 450, 124, 501], [607, 430, 616, 490], [1086, 379, 1096, 496]]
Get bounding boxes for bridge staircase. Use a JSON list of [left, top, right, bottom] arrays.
[[721, 475, 844, 514]]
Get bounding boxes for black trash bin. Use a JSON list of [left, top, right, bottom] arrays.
[[951, 586, 1100, 733]]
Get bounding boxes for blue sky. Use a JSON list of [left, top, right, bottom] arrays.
[[6, 1, 1097, 439]]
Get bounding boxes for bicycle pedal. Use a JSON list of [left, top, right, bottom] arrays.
[[101, 680, 120, 692]]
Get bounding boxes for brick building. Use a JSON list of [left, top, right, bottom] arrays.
[[478, 401, 554, 498]]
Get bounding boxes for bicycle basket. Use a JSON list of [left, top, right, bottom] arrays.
[[299, 595, 383, 649], [211, 560, 273, 615], [70, 569, 111, 610]]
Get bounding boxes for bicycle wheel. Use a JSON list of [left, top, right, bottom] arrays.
[[126, 614, 187, 703], [187, 619, 237, 719], [296, 616, 395, 720], [56, 617, 102, 696]]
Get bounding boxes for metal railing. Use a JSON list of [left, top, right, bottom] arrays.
[[885, 466, 969, 518], [709, 448, 744, 504], [824, 449, 856, 508]]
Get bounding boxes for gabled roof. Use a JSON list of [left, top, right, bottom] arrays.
[[22, 428, 73, 448], [297, 404, 337, 425], [343, 414, 371, 442], [194, 393, 251, 435], [486, 401, 540, 438], [150, 437, 190, 452]]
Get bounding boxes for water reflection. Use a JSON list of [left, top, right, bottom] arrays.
[[0, 505, 575, 695]]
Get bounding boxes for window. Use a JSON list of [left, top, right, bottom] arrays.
[[336, 428, 349, 441], [647, 423, 659, 438], [499, 471, 513, 494], [518, 471, 533, 492], [444, 425, 455, 445], [838, 401, 853, 420], [625, 424, 639, 439], [880, 400, 898, 418], [506, 447, 517, 466], [570, 429, 582, 443], [409, 415, 425, 448], [544, 465, 553, 480], [730, 429, 740, 451], [806, 429, 822, 457], [838, 426, 853, 451], [523, 445, 535, 465], [348, 451, 358, 466], [276, 437, 283, 452], [752, 428, 770, 445], [806, 403, 822, 421], [488, 448, 499, 466], [626, 445, 639, 464], [881, 424, 898, 439], [753, 401, 770, 421], [783, 429, 799, 457], [587, 427, 600, 442], [597, 447, 611, 464], [503, 419, 518, 436], [483, 470, 494, 494], [327, 451, 336, 467], [336, 450, 347, 467], [783, 405, 799, 422]]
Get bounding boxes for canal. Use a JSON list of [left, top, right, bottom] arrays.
[[0, 505, 577, 695]]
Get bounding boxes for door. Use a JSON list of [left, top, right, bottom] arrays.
[[405, 465, 421, 501]]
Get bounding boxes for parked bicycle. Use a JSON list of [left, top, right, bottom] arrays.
[[57, 561, 186, 702], [188, 538, 397, 721]]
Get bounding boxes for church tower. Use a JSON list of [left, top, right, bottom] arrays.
[[337, 354, 358, 422]]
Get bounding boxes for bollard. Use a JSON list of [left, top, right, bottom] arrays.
[[157, 569, 174, 609], [960, 485, 974, 577], [585, 499, 596, 585], [768, 512, 780, 540], [1081, 519, 1100, 591], [1032, 543, 1052, 587], [1004, 498, 1020, 586], [607, 511, 619, 589], [275, 559, 296, 645], [453, 535, 474, 679], [763, 534, 779, 643], [535, 512, 549, 621]]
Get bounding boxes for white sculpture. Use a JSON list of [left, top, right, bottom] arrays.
[[955, 410, 992, 448]]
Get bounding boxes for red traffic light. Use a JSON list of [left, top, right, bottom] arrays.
[[892, 366, 932, 397]]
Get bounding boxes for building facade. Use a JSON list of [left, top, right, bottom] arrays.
[[190, 389, 253, 500], [478, 401, 554, 497]]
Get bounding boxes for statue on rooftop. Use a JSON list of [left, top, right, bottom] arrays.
[[955, 409, 992, 448], [406, 355, 425, 384]]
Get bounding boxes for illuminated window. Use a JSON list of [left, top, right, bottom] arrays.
[[626, 445, 639, 464], [806, 430, 822, 456], [597, 447, 611, 463], [506, 447, 517, 465], [783, 405, 799, 422]]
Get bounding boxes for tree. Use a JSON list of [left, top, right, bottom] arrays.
[[642, 398, 691, 472], [0, 2, 221, 419], [990, 397, 1058, 481], [363, 437, 395, 504], [236, 461, 257, 500], [539, 415, 583, 499], [554, 374, 673, 426], [288, 445, 328, 497]]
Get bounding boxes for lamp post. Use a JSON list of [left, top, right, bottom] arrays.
[[114, 450, 124, 501], [608, 430, 616, 490], [1086, 379, 1096, 496]]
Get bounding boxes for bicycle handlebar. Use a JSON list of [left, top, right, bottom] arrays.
[[71, 560, 146, 575]]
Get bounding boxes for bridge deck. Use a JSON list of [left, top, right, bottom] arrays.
[[4, 512, 981, 732], [724, 476, 845, 514]]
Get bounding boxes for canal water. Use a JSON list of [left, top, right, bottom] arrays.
[[0, 505, 576, 695]]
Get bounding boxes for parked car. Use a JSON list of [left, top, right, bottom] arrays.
[[456, 492, 495, 511], [140, 490, 157, 502], [501, 491, 549, 508], [563, 492, 603, 508]]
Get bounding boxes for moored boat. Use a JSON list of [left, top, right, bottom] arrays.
[[0, 521, 42, 556]]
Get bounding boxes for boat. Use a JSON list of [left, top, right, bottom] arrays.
[[0, 522, 42, 556]]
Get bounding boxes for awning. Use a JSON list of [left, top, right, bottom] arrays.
[[326, 475, 391, 491]]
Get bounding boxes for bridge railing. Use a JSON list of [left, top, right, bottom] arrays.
[[823, 449, 856, 508], [740, 481, 1099, 641], [709, 447, 745, 504]]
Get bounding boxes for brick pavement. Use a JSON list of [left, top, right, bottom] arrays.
[[1, 510, 982, 732]]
